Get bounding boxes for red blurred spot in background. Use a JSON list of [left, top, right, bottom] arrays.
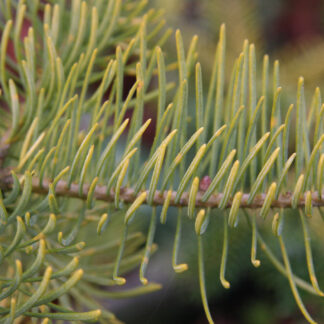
[[272, 0, 323, 46], [6, 19, 31, 62], [199, 175, 211, 191]]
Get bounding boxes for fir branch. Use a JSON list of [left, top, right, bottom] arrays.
[[0, 173, 323, 209], [1, 1, 324, 323]]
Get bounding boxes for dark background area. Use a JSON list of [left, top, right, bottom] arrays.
[[152, 0, 324, 92]]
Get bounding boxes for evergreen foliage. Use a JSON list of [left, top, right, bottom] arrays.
[[0, 1, 323, 323]]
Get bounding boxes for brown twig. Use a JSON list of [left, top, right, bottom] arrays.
[[0, 172, 323, 209]]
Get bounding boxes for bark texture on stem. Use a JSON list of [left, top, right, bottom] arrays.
[[1, 172, 323, 209]]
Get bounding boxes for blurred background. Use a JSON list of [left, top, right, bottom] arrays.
[[109, 1, 324, 323], [150, 0, 324, 93]]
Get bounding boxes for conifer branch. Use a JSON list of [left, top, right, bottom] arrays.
[[1, 1, 323, 323], [1, 172, 323, 209]]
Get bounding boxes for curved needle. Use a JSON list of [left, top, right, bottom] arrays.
[[299, 210, 324, 296], [139, 208, 157, 285], [172, 209, 188, 273], [220, 214, 230, 289], [279, 235, 317, 323], [197, 235, 214, 324], [112, 225, 128, 285], [251, 213, 261, 267]]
